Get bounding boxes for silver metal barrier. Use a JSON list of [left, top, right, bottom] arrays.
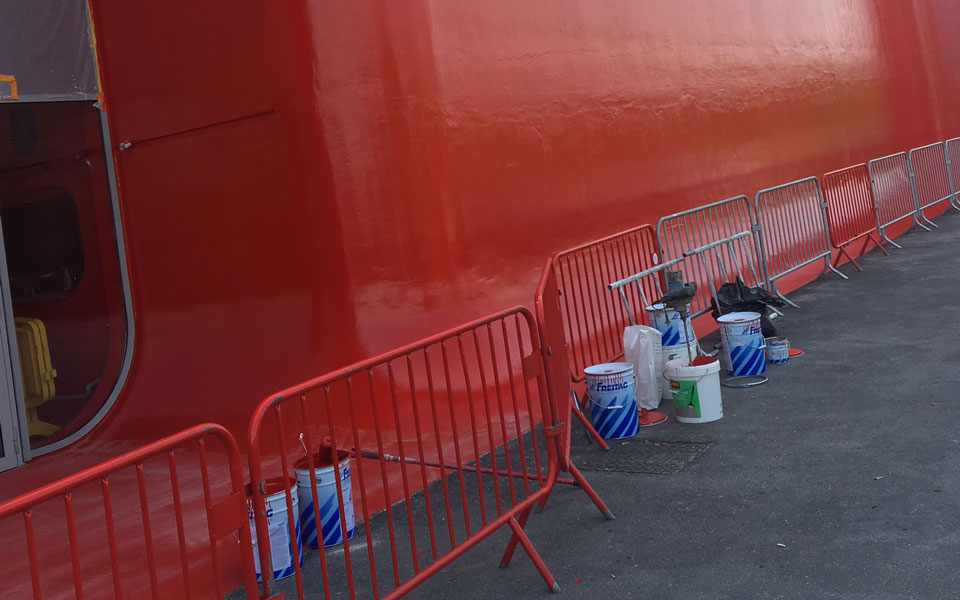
[[868, 151, 927, 249], [907, 142, 954, 227], [655, 196, 765, 319], [942, 137, 960, 211], [753, 176, 846, 307]]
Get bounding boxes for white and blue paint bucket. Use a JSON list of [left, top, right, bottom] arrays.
[[585, 362, 639, 440], [646, 304, 694, 346], [659, 339, 699, 400], [717, 312, 767, 377], [296, 450, 355, 547], [249, 477, 302, 582], [764, 337, 790, 364]]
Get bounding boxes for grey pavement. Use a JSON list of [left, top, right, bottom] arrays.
[[265, 210, 960, 600]]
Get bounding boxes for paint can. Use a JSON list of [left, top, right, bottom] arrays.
[[659, 339, 699, 400], [764, 337, 790, 364], [295, 450, 355, 547], [665, 357, 722, 424], [646, 304, 694, 346], [585, 362, 640, 440], [717, 312, 767, 377], [249, 477, 301, 582]]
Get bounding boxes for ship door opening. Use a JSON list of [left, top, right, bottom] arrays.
[[0, 1, 132, 470]]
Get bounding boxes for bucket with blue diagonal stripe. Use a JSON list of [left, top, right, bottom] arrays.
[[717, 312, 767, 377], [585, 362, 640, 440], [295, 450, 355, 548], [249, 477, 302, 582], [646, 304, 694, 347]]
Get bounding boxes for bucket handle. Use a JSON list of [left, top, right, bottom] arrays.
[[589, 396, 626, 410]]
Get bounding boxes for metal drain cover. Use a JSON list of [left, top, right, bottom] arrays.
[[576, 440, 712, 474]]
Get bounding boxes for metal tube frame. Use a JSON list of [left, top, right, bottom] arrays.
[[907, 142, 952, 228], [655, 195, 768, 319], [945, 137, 960, 212], [868, 151, 928, 249], [753, 176, 847, 308]]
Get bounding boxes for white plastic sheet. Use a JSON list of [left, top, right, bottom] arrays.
[[623, 325, 662, 410], [0, 0, 98, 101]]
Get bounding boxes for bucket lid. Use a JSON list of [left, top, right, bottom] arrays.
[[584, 362, 632, 376], [717, 311, 760, 323], [644, 303, 670, 312]]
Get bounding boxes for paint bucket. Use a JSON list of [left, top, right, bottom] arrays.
[[585, 362, 640, 440], [717, 312, 767, 377], [295, 449, 355, 548], [659, 339, 699, 400], [665, 357, 722, 424], [646, 304, 694, 346], [764, 337, 790, 364], [249, 477, 302, 582]]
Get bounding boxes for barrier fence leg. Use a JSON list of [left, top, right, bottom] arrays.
[[500, 505, 535, 567], [571, 391, 609, 451], [566, 463, 616, 521], [878, 225, 903, 250], [868, 233, 890, 256], [501, 514, 562, 593], [833, 246, 862, 272], [771, 280, 800, 309], [824, 255, 849, 280]]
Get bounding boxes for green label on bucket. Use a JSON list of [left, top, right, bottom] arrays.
[[671, 379, 701, 419]]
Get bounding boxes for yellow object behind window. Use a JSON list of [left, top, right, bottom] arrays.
[[15, 317, 58, 436]]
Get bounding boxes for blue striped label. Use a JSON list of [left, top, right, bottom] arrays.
[[729, 344, 767, 376]]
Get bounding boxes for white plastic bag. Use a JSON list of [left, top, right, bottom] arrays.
[[623, 325, 662, 410]]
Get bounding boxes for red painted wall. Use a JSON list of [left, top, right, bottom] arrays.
[[46, 0, 960, 452]]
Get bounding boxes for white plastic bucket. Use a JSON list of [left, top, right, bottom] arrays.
[[646, 304, 694, 346], [249, 477, 302, 582], [717, 312, 767, 377], [585, 362, 639, 439], [764, 337, 790, 364], [665, 357, 722, 424], [659, 339, 699, 400], [296, 451, 355, 547]]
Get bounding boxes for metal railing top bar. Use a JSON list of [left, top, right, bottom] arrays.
[[821, 163, 888, 271], [0, 423, 259, 600], [908, 141, 955, 226], [868, 151, 925, 247], [655, 194, 764, 319]]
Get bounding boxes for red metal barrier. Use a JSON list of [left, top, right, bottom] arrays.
[[546, 224, 661, 448], [0, 424, 258, 600], [822, 164, 888, 271], [534, 258, 616, 517], [248, 306, 566, 600]]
